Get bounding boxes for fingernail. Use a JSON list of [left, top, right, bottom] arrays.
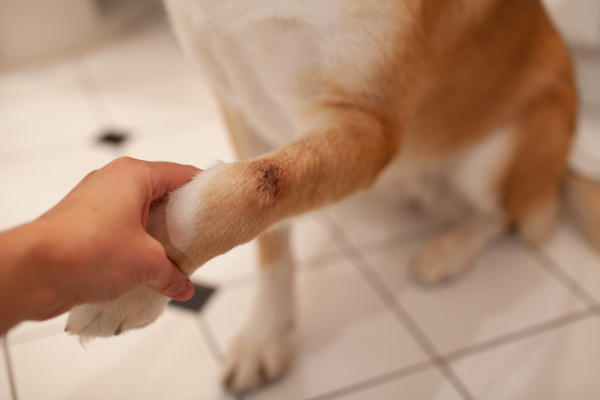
[[172, 280, 194, 301], [176, 279, 188, 295]]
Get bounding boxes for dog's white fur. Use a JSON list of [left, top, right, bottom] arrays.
[[67, 0, 579, 393]]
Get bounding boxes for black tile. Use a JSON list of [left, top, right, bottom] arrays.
[[97, 129, 130, 146], [169, 283, 217, 313]]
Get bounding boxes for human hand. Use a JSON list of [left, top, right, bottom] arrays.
[[28, 157, 200, 320]]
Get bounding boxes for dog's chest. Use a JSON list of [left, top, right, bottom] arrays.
[[168, 0, 402, 149]]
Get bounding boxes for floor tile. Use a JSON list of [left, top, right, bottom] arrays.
[[0, 345, 12, 400], [368, 237, 588, 355], [0, 148, 114, 231], [541, 220, 600, 302], [330, 367, 463, 400], [570, 108, 600, 180], [0, 59, 77, 98], [452, 315, 600, 400], [204, 261, 429, 400], [573, 50, 600, 107], [7, 314, 69, 347], [0, 81, 99, 155], [123, 116, 236, 167], [8, 309, 234, 400], [83, 21, 186, 81], [325, 188, 444, 249], [193, 214, 342, 287], [95, 66, 217, 130]]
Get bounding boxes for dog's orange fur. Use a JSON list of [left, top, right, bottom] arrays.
[[162, 0, 576, 274], [68, 0, 590, 393]]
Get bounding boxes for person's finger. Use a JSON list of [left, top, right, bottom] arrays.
[[147, 259, 195, 301], [147, 162, 201, 201]]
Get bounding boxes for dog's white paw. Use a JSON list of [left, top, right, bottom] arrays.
[[223, 329, 293, 393], [65, 286, 170, 340]]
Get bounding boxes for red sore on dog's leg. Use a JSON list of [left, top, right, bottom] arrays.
[[249, 159, 287, 205]]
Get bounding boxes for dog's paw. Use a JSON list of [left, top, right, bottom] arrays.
[[65, 287, 170, 340], [411, 238, 474, 284], [222, 330, 293, 394]]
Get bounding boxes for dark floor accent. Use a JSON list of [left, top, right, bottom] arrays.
[[97, 129, 129, 146], [169, 283, 217, 313]]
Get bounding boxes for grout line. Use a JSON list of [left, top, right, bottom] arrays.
[[315, 213, 442, 357], [316, 213, 476, 400], [525, 245, 599, 307], [196, 318, 245, 400], [315, 213, 600, 399], [2, 336, 19, 400], [443, 307, 598, 362], [197, 316, 225, 364], [71, 56, 113, 128], [433, 362, 476, 400], [305, 310, 600, 400], [304, 360, 435, 400]]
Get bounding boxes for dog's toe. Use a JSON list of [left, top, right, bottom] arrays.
[[66, 287, 169, 341], [223, 331, 292, 394]]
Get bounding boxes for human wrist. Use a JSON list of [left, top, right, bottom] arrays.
[[0, 221, 64, 333]]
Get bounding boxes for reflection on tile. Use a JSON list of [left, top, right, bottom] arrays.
[[9, 310, 233, 400], [0, 149, 114, 230], [333, 368, 463, 400], [0, 82, 98, 155], [368, 238, 588, 354], [452, 316, 600, 400], [205, 262, 428, 400], [542, 221, 600, 302]]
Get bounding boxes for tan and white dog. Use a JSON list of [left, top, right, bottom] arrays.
[[66, 0, 598, 393]]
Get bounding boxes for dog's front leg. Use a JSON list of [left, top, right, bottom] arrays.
[[154, 106, 400, 274], [66, 107, 399, 348]]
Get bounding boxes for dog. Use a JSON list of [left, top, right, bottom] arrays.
[[66, 0, 598, 393]]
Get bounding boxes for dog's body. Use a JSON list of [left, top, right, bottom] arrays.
[[67, 0, 585, 393]]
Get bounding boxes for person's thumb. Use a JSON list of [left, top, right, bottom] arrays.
[[148, 259, 195, 301]]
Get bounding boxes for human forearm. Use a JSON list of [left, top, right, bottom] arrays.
[[0, 221, 67, 335]]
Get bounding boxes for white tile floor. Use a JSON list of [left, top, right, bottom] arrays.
[[2, 17, 600, 400]]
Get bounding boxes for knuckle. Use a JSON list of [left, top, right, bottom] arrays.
[[82, 169, 99, 181], [110, 156, 141, 170], [144, 242, 167, 270]]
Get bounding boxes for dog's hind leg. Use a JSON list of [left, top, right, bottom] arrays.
[[413, 212, 507, 284], [412, 126, 515, 284]]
